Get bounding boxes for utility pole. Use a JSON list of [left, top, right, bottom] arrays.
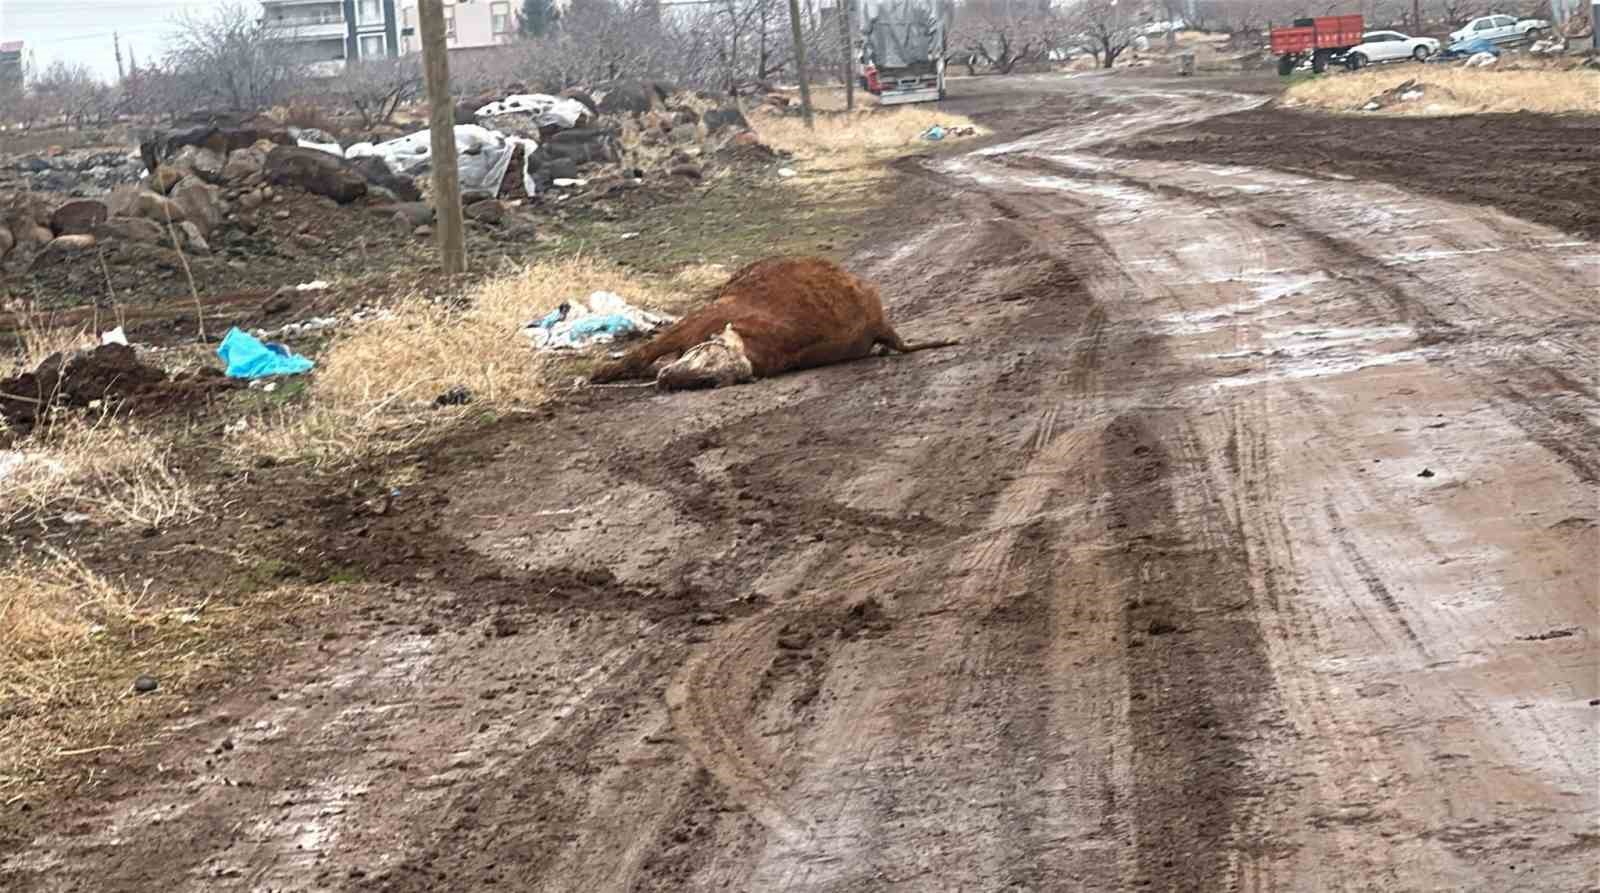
[[1412, 0, 1422, 33], [787, 0, 816, 129], [114, 32, 124, 83], [418, 0, 465, 275], [838, 0, 854, 111]]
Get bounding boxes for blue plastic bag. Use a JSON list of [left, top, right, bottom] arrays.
[[217, 327, 314, 379], [566, 314, 639, 338], [921, 125, 946, 141]]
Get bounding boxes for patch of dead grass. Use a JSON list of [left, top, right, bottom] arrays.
[[754, 103, 984, 182], [1282, 67, 1600, 115], [228, 255, 702, 467], [0, 418, 202, 529], [0, 548, 342, 797]]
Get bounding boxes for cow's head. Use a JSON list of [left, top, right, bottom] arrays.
[[656, 324, 755, 391]]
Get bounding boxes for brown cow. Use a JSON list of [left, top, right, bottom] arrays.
[[589, 256, 957, 390]]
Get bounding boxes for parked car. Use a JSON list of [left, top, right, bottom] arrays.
[[1448, 14, 1549, 44], [1346, 30, 1441, 66]]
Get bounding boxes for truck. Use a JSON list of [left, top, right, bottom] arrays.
[[857, 0, 951, 105], [1269, 14, 1365, 75]]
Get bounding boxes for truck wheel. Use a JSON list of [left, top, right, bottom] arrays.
[[1347, 52, 1367, 70], [1277, 54, 1296, 76], [1412, 45, 1430, 61], [1311, 51, 1329, 73]]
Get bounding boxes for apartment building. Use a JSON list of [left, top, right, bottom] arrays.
[[0, 41, 23, 91], [397, 0, 519, 55], [261, 0, 402, 72]]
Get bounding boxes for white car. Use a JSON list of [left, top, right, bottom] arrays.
[[1346, 31, 1441, 67], [1449, 14, 1549, 44]]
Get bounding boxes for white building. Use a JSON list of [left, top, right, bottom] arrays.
[[397, 0, 519, 55], [261, 0, 402, 72]]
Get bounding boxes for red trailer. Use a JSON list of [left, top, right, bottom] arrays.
[[1270, 14, 1365, 75]]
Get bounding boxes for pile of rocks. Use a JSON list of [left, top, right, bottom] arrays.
[[1, 147, 145, 196], [1, 125, 429, 271]]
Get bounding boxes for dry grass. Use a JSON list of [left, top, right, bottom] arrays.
[[0, 418, 202, 528], [0, 548, 341, 795], [6, 307, 98, 374], [228, 255, 705, 466], [1282, 67, 1600, 115], [754, 102, 984, 182]]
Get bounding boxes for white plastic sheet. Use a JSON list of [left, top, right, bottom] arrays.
[[346, 125, 539, 197], [521, 291, 676, 351], [296, 139, 345, 158]]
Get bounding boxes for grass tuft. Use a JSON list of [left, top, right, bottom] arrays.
[[1282, 67, 1600, 115]]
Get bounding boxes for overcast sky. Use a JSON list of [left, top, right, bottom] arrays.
[[1, 0, 216, 82]]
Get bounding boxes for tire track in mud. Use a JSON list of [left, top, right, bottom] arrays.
[[997, 146, 1600, 489]]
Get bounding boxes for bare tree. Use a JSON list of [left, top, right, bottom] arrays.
[[29, 60, 120, 127], [333, 56, 424, 127], [953, 0, 1064, 75], [1065, 0, 1140, 68], [164, 1, 304, 113]]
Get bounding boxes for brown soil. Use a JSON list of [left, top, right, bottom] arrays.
[[1115, 104, 1600, 240], [1, 74, 1596, 891]]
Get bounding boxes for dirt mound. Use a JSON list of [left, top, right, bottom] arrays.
[[0, 344, 233, 434]]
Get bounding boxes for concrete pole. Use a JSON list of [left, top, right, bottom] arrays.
[[417, 0, 465, 275], [788, 0, 816, 129]]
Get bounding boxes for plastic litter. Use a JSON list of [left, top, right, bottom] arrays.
[[296, 138, 345, 158], [296, 280, 330, 291], [217, 327, 314, 379], [100, 326, 128, 346], [474, 93, 591, 131], [1464, 51, 1498, 67], [346, 124, 538, 198], [921, 125, 946, 141], [778, 167, 798, 178], [522, 291, 675, 351]]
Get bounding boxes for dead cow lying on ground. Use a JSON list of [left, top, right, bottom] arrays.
[[589, 256, 957, 390]]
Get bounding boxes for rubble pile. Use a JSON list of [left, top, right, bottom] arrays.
[[0, 147, 145, 196], [1, 81, 776, 295]]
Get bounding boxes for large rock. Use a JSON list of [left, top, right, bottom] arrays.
[[222, 147, 266, 182], [95, 217, 164, 245], [171, 178, 222, 236], [49, 199, 109, 236], [389, 202, 435, 228], [177, 221, 211, 255], [464, 199, 505, 225], [30, 234, 98, 268], [151, 165, 186, 194], [108, 185, 186, 225], [349, 154, 421, 202], [703, 107, 750, 134], [140, 126, 293, 174], [170, 145, 226, 184], [598, 81, 656, 115], [264, 146, 367, 204]]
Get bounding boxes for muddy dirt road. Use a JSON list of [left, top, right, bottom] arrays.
[[5, 77, 1597, 891]]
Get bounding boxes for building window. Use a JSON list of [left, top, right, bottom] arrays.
[[358, 0, 383, 23], [492, 1, 511, 33], [445, 11, 456, 37], [361, 34, 386, 57]]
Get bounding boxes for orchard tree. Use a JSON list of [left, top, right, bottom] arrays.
[[521, 0, 562, 37]]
